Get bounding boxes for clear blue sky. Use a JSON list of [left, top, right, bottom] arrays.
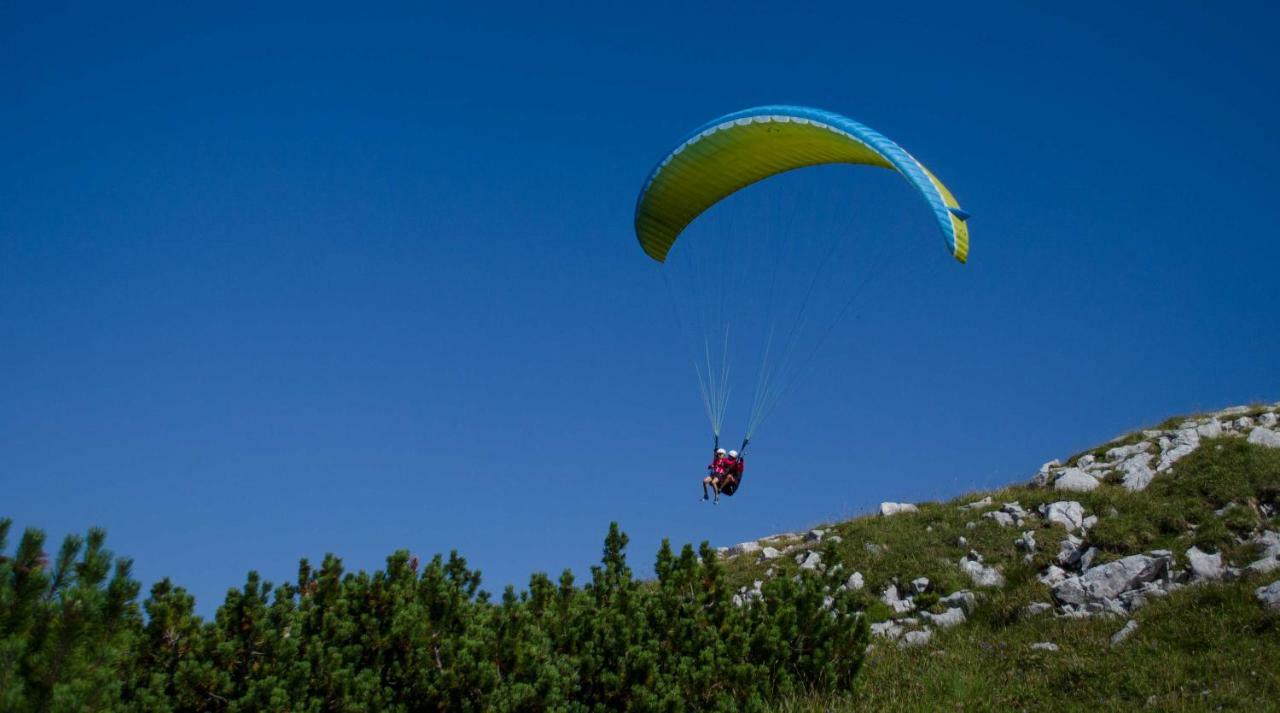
[[3, 2, 1277, 614]]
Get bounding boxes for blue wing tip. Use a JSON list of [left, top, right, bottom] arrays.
[[948, 206, 971, 221]]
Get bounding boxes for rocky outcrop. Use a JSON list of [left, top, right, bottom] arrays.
[[1051, 551, 1176, 617], [1030, 404, 1280, 492], [880, 502, 919, 517]]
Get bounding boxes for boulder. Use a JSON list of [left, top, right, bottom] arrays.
[[1030, 642, 1059, 652], [960, 552, 1005, 588], [983, 511, 1015, 528], [1106, 442, 1150, 461], [960, 496, 994, 511], [1256, 580, 1280, 612], [911, 577, 931, 594], [1041, 501, 1086, 531], [1248, 427, 1280, 449], [725, 541, 762, 557], [804, 529, 826, 543], [845, 572, 865, 590], [900, 629, 933, 648], [864, 542, 885, 555], [880, 583, 901, 606], [1054, 468, 1100, 492], [1260, 412, 1278, 428], [1110, 619, 1138, 646], [1052, 553, 1172, 609], [798, 551, 823, 570], [1031, 459, 1061, 487], [1196, 420, 1223, 438], [870, 621, 903, 639], [1079, 547, 1098, 571], [940, 590, 977, 613], [1038, 565, 1069, 587], [1185, 546, 1225, 582], [1016, 530, 1037, 554], [1246, 531, 1280, 574], [880, 502, 919, 516], [922, 607, 966, 628], [758, 547, 782, 561], [1056, 535, 1085, 568]]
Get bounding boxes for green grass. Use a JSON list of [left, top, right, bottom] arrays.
[[719, 415, 1280, 712]]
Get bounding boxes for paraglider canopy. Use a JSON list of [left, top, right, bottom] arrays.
[[634, 105, 969, 265], [635, 105, 970, 444]]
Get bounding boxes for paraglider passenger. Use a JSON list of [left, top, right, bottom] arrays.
[[720, 450, 744, 496], [702, 448, 728, 502]]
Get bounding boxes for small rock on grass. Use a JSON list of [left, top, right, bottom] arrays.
[[1030, 642, 1059, 652], [1110, 619, 1138, 647]]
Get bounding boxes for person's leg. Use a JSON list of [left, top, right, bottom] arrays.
[[702, 476, 711, 500]]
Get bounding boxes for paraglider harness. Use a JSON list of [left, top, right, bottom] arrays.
[[712, 436, 748, 497]]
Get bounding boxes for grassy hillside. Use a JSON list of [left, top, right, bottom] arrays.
[[710, 404, 1280, 712]]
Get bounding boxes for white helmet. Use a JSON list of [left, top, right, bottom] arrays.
[[728, 450, 739, 458], [715, 448, 727, 455]]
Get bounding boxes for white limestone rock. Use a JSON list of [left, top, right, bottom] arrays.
[[1260, 412, 1278, 428], [725, 541, 762, 557], [1247, 427, 1280, 449], [900, 629, 933, 648], [880, 502, 919, 516], [1052, 553, 1172, 609], [1196, 420, 1223, 438], [1023, 601, 1053, 616], [940, 590, 977, 613], [1057, 535, 1085, 568], [1041, 501, 1086, 531], [960, 496, 994, 511], [804, 529, 826, 543], [1157, 428, 1200, 472], [911, 577, 931, 594], [871, 621, 903, 639], [1118, 453, 1156, 492], [1054, 468, 1100, 492], [1038, 565, 1069, 587], [1256, 580, 1280, 612], [922, 607, 966, 629], [1111, 619, 1139, 646], [845, 572, 864, 591], [1030, 642, 1060, 652], [1106, 442, 1150, 461], [798, 551, 823, 570], [983, 511, 1015, 528], [960, 552, 1005, 588], [1246, 531, 1280, 574], [758, 547, 782, 561], [1031, 459, 1061, 487], [1015, 530, 1037, 554], [1185, 546, 1225, 582]]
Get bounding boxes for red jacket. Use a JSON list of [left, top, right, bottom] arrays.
[[709, 456, 729, 475], [726, 457, 744, 478]]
